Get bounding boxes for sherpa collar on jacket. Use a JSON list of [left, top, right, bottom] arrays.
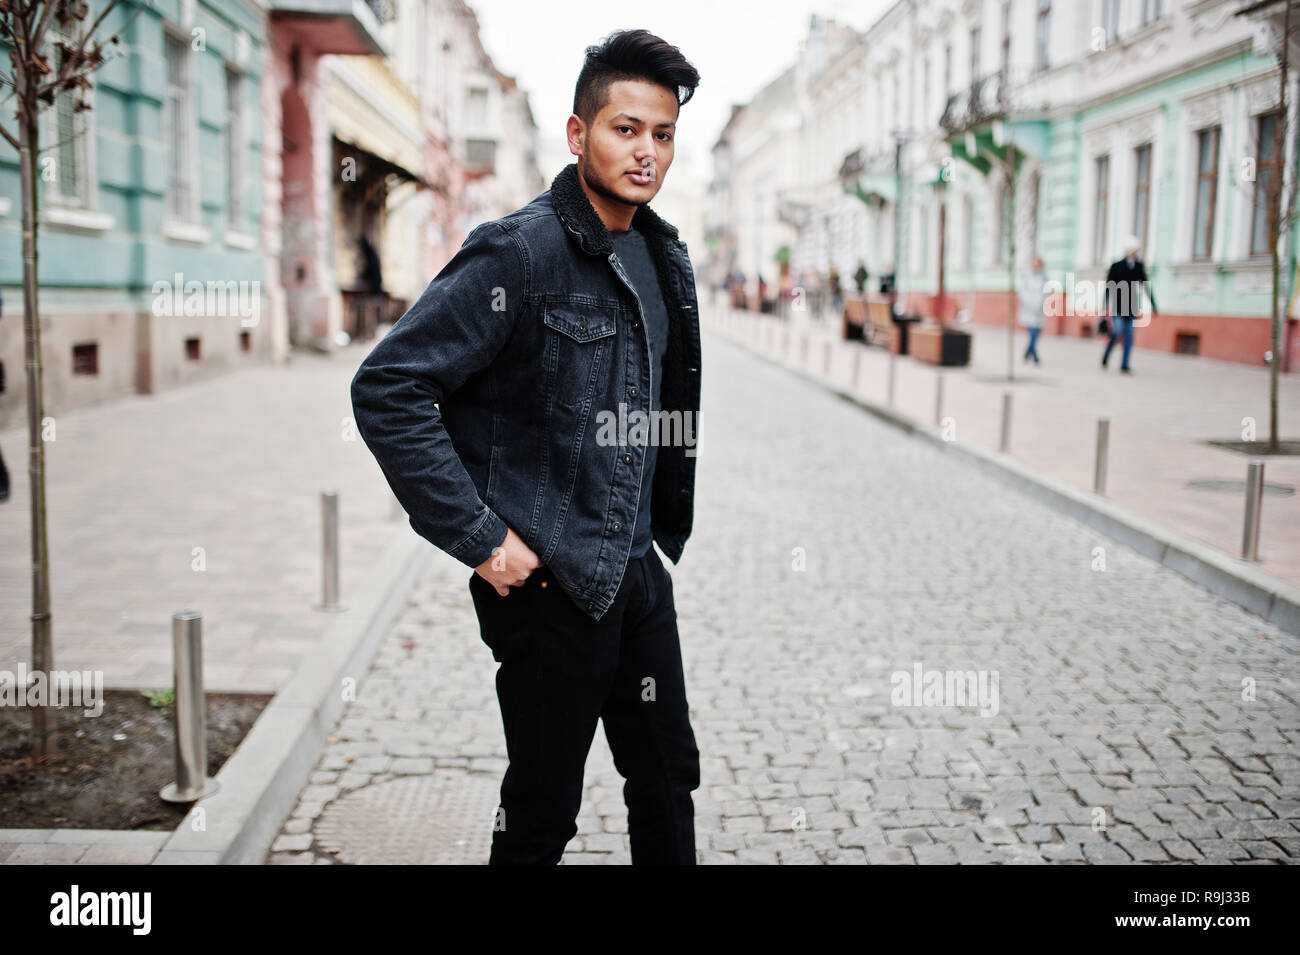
[[549, 161, 679, 256]]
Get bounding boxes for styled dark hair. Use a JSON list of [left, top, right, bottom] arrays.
[[573, 29, 700, 126]]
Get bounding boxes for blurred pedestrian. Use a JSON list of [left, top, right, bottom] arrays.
[[1018, 254, 1047, 365], [1101, 234, 1157, 375], [853, 261, 869, 293], [355, 235, 385, 339], [828, 266, 842, 318]]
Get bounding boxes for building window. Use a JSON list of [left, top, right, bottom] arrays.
[[969, 26, 982, 86], [465, 138, 496, 169], [1251, 112, 1282, 257], [1035, 0, 1051, 73], [1193, 125, 1219, 261], [72, 342, 98, 375], [465, 86, 488, 127], [1140, 0, 1164, 26], [225, 67, 245, 232], [44, 29, 95, 207], [164, 30, 198, 224], [1102, 0, 1121, 44], [1093, 154, 1109, 265], [1133, 143, 1151, 255]]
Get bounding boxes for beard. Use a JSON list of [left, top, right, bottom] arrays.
[[580, 158, 650, 208]]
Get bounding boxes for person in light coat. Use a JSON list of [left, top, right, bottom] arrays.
[[1018, 254, 1047, 364]]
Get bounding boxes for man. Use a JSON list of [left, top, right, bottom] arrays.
[[1101, 234, 1157, 374], [350, 28, 702, 865], [1018, 254, 1047, 365]]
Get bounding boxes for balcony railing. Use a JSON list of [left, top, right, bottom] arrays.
[[940, 71, 1011, 135]]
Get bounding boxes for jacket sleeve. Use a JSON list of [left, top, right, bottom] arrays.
[[349, 221, 524, 569]]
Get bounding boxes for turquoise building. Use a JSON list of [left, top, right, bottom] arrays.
[[0, 0, 268, 427]]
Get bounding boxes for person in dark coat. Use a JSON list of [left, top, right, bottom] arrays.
[[1101, 234, 1157, 374]]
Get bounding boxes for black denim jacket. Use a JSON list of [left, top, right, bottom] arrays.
[[350, 162, 701, 620]]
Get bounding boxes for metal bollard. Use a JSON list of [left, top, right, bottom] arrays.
[[887, 352, 896, 406], [1094, 418, 1110, 495], [999, 392, 1012, 453], [160, 611, 218, 803], [1242, 460, 1264, 561], [852, 348, 862, 392], [934, 373, 944, 427], [823, 340, 832, 376], [319, 490, 345, 612]]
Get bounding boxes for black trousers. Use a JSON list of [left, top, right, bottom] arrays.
[[468, 545, 700, 865]]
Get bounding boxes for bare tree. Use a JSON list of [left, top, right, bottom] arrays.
[[0, 0, 144, 759], [1262, 0, 1297, 450]]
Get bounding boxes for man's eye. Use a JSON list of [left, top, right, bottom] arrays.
[[617, 126, 633, 134], [657, 133, 672, 142]]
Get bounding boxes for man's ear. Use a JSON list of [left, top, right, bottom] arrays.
[[566, 114, 585, 157]]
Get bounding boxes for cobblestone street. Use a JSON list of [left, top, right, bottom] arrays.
[[270, 325, 1300, 865]]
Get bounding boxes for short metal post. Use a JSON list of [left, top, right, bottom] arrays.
[[160, 611, 218, 802], [320, 490, 345, 611], [823, 340, 832, 376], [887, 352, 896, 406], [852, 348, 862, 392], [999, 392, 1012, 453], [1094, 418, 1110, 495], [1242, 461, 1264, 561], [934, 373, 944, 427]]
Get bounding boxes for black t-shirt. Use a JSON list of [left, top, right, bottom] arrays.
[[611, 226, 670, 559]]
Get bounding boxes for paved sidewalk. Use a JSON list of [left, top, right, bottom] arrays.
[[0, 343, 402, 693], [713, 301, 1300, 588], [268, 323, 1300, 864]]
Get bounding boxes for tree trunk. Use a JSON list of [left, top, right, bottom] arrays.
[[1270, 0, 1292, 451], [1006, 153, 1016, 382], [19, 97, 55, 759]]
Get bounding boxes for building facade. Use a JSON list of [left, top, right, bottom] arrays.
[[0, 0, 270, 427], [713, 0, 1299, 369], [0, 0, 543, 428]]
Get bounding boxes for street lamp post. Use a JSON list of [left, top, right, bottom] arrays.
[[893, 132, 909, 316]]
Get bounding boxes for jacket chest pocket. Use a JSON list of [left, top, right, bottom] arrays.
[[542, 305, 620, 412]]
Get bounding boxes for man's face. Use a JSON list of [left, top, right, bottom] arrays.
[[569, 78, 677, 209]]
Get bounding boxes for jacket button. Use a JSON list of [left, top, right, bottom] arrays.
[[629, 387, 638, 397], [611, 521, 621, 532], [622, 453, 632, 464]]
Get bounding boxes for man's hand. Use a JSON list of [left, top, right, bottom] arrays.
[[475, 526, 541, 596]]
